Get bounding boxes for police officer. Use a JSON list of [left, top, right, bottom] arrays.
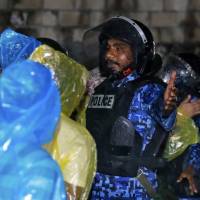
[[84, 16, 177, 199], [158, 53, 200, 200]]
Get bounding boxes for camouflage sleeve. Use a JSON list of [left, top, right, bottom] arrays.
[[184, 143, 200, 174], [128, 83, 176, 149]]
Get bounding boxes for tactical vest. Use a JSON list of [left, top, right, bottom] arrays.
[[86, 76, 167, 177]]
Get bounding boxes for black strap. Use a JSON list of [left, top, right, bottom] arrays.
[[143, 124, 169, 157]]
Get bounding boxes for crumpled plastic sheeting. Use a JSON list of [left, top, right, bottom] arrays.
[[0, 60, 66, 200], [29, 44, 89, 118], [45, 113, 96, 200], [163, 108, 200, 161], [0, 28, 41, 69], [30, 45, 96, 199]]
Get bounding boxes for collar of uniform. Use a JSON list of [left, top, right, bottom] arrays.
[[112, 71, 140, 87]]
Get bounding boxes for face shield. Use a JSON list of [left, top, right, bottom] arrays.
[[159, 54, 200, 101], [82, 16, 151, 76]]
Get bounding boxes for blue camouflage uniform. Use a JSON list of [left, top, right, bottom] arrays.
[[179, 114, 200, 200], [185, 112, 200, 175], [185, 143, 200, 175], [90, 72, 176, 199], [179, 144, 200, 200]]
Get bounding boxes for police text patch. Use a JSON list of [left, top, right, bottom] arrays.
[[88, 95, 115, 109]]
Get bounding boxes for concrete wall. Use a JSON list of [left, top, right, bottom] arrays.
[[1, 0, 200, 66]]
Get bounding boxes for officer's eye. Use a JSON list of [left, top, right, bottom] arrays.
[[116, 47, 121, 52]]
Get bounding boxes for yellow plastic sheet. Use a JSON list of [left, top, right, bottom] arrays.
[[163, 108, 200, 161], [30, 45, 96, 199], [29, 44, 89, 118], [45, 113, 96, 200]]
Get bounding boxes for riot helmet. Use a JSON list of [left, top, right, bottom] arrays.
[[159, 53, 200, 102], [83, 16, 155, 76]]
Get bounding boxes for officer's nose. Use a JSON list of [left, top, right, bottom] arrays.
[[105, 47, 116, 61]]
